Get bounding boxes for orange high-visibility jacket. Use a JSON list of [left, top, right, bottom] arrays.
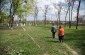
[[58, 28, 64, 36]]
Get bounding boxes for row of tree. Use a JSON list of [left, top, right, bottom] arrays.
[[0, 0, 84, 29], [0, 0, 34, 28], [66, 0, 81, 29], [33, 0, 82, 29]]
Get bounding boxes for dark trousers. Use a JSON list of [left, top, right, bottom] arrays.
[[59, 36, 64, 42], [52, 32, 55, 38]]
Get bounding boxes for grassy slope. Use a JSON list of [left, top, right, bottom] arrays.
[[0, 27, 40, 55], [24, 26, 72, 55], [0, 25, 85, 55], [64, 26, 85, 55], [38, 25, 85, 55]]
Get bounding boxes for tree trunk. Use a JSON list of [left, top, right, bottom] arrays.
[[64, 6, 69, 27], [70, 1, 74, 28], [58, 7, 61, 26], [34, 11, 38, 26], [9, 0, 12, 28], [34, 3, 38, 26], [9, 0, 19, 28], [58, 11, 60, 25], [34, 15, 37, 26], [76, 0, 81, 29], [44, 13, 47, 25], [44, 9, 47, 25], [55, 12, 58, 26], [10, 15, 14, 27], [68, 2, 71, 28], [44, 5, 48, 25], [34, 16, 36, 25]]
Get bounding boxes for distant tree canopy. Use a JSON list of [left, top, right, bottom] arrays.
[[0, 12, 8, 23], [0, 0, 34, 27]]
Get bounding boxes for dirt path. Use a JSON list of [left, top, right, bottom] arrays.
[[63, 43, 79, 55], [44, 52, 49, 55]]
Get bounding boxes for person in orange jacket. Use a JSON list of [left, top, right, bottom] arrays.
[[58, 26, 64, 43]]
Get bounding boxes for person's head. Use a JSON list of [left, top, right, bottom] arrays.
[[59, 25, 62, 29], [52, 23, 55, 26]]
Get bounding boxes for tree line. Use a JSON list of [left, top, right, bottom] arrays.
[[34, 0, 83, 29], [0, 0, 85, 29], [0, 0, 34, 29]]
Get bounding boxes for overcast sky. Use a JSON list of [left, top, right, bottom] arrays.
[[27, 0, 85, 21]]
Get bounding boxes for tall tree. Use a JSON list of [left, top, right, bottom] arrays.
[[44, 5, 49, 25], [70, 0, 74, 26], [8, 0, 34, 28], [76, 0, 81, 29], [66, 0, 72, 28], [9, 0, 19, 28], [53, 3, 62, 26], [68, 1, 71, 28], [64, 6, 69, 27], [34, 1, 39, 26], [65, 0, 75, 28], [55, 12, 58, 26]]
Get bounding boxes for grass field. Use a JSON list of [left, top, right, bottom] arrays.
[[0, 25, 85, 55]]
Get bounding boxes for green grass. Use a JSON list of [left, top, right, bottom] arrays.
[[64, 26, 85, 55], [0, 25, 85, 55]]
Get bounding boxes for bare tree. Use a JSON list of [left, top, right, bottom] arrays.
[[64, 6, 69, 27], [76, 0, 81, 29], [65, 0, 75, 28], [55, 12, 58, 26], [70, 0, 74, 25], [53, 3, 62, 26], [34, 1, 39, 26], [67, 0, 71, 28], [78, 15, 85, 25], [44, 5, 49, 25], [66, 0, 73, 28]]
